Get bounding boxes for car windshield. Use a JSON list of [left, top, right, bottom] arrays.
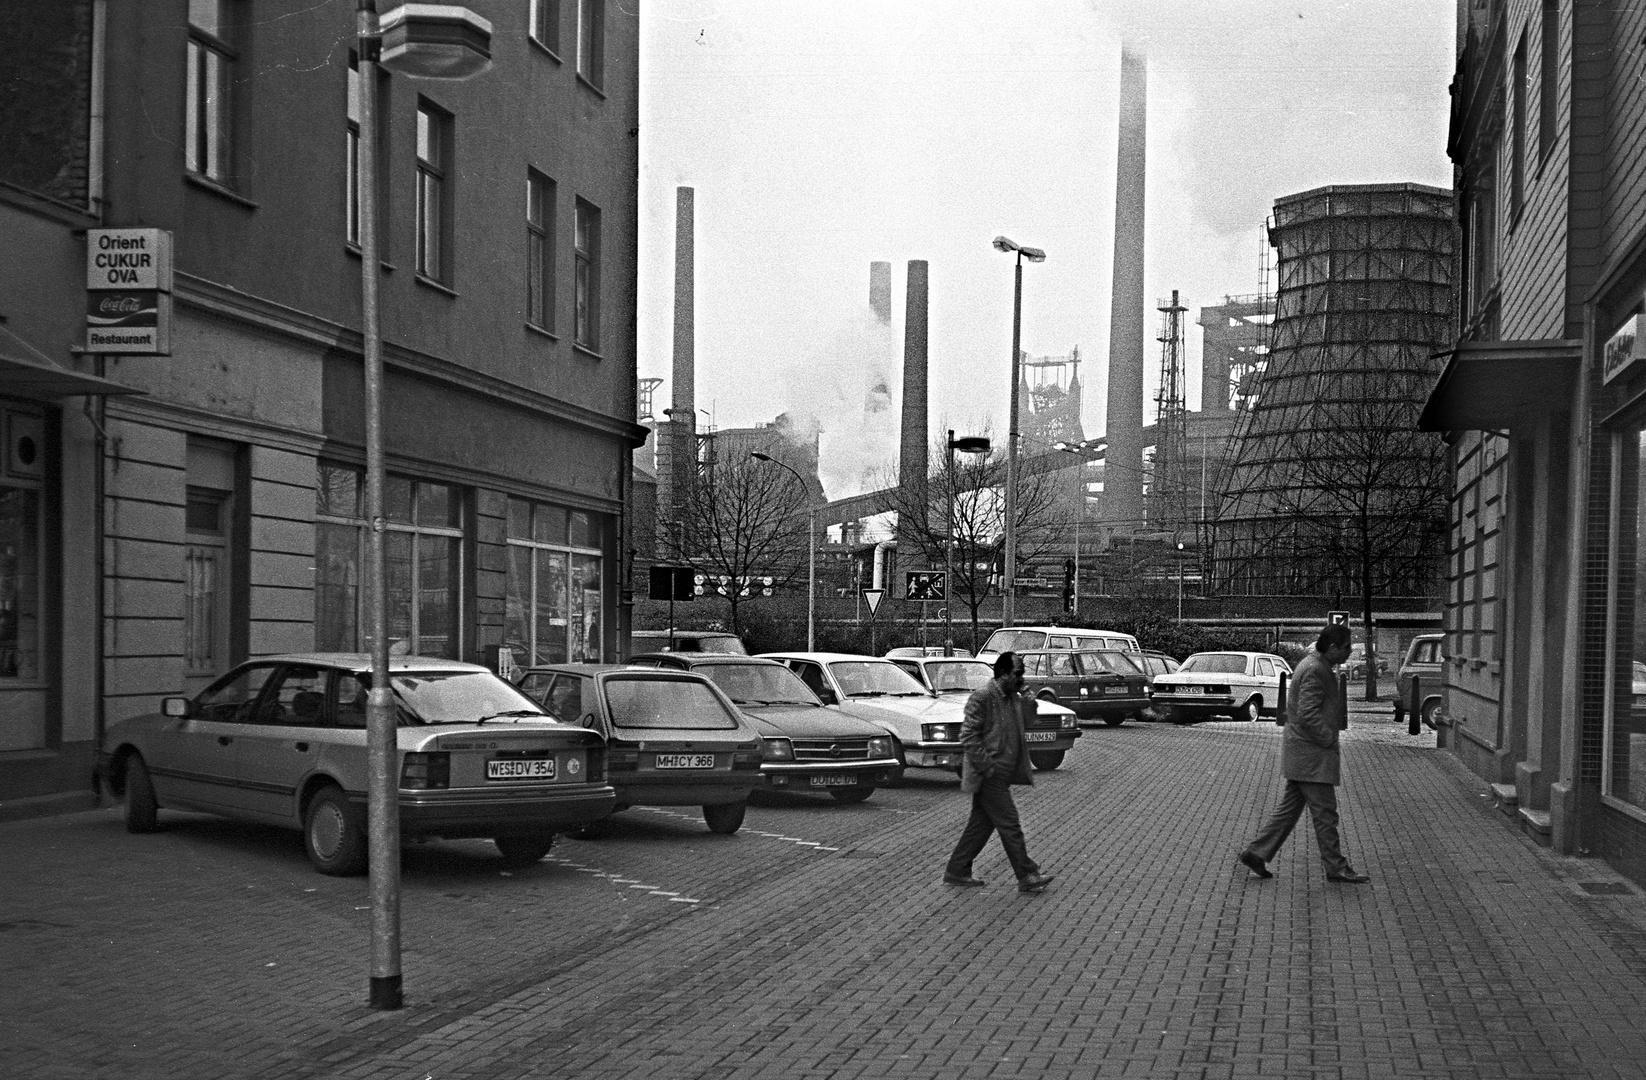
[[982, 629, 1046, 654], [925, 660, 992, 692], [696, 663, 820, 706], [1080, 651, 1142, 675], [1181, 654, 1251, 675], [603, 676, 740, 730], [383, 670, 547, 725], [829, 661, 930, 697]]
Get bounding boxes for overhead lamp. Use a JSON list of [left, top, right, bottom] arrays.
[[992, 235, 1046, 262]]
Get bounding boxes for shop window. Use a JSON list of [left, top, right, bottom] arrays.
[[504, 497, 605, 666], [0, 486, 40, 682], [1607, 428, 1646, 815]]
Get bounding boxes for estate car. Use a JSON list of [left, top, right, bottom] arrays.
[[1016, 649, 1150, 728]]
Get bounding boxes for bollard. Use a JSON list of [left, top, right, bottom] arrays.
[[1408, 675, 1422, 736], [1338, 671, 1349, 729], [1276, 671, 1288, 727]]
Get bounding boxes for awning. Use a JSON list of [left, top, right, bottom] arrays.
[[1418, 339, 1582, 432], [0, 344, 143, 401]]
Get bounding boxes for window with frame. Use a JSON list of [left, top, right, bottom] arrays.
[[503, 499, 605, 666], [186, 0, 235, 182], [577, 0, 604, 87], [528, 171, 555, 331], [531, 0, 561, 54], [574, 198, 600, 349], [1510, 32, 1526, 220], [416, 102, 452, 282], [314, 464, 465, 659], [1539, 0, 1558, 163]]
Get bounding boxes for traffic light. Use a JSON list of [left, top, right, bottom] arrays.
[[1062, 558, 1076, 612]]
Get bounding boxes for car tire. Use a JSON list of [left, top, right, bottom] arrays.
[[1421, 697, 1442, 728], [702, 801, 747, 834], [123, 755, 160, 834], [1242, 697, 1263, 723], [1029, 749, 1066, 771], [1103, 716, 1125, 727], [494, 833, 555, 867], [304, 785, 368, 876], [829, 788, 874, 804]]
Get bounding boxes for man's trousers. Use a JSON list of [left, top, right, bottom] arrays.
[[946, 776, 1040, 881], [1245, 779, 1350, 875]]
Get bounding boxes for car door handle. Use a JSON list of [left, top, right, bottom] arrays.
[[217, 736, 233, 745], [294, 742, 309, 752]]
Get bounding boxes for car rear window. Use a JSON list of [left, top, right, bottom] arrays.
[[1180, 654, 1250, 675], [386, 671, 547, 725], [603, 676, 740, 730]]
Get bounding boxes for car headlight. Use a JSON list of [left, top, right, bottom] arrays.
[[921, 723, 958, 743], [761, 738, 794, 762], [867, 735, 893, 759], [1060, 714, 1076, 729]]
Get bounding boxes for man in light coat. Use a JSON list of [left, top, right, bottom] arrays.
[[943, 651, 1054, 893], [1237, 623, 1371, 884]]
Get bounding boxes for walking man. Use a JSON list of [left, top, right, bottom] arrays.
[[944, 651, 1054, 893], [1237, 623, 1371, 884]]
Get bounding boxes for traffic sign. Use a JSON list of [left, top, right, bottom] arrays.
[[1327, 610, 1350, 625], [862, 588, 885, 616], [904, 570, 946, 601]]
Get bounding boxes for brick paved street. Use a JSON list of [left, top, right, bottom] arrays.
[[7, 710, 1646, 1079]]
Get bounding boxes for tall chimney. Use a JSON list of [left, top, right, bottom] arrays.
[[657, 186, 696, 558], [870, 261, 892, 324], [1103, 46, 1147, 531], [898, 261, 930, 561]]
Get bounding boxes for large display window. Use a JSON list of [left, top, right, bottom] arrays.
[[503, 498, 604, 666], [1606, 427, 1646, 816]]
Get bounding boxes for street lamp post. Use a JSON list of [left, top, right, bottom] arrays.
[[1176, 538, 1186, 622], [992, 236, 1045, 627], [751, 452, 814, 650], [945, 432, 991, 655], [356, 0, 490, 1012]]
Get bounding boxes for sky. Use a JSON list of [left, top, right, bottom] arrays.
[[636, 0, 1457, 500]]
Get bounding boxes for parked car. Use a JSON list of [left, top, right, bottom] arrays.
[[628, 629, 747, 655], [884, 646, 972, 658], [1396, 633, 1445, 726], [886, 654, 1081, 770], [1150, 651, 1293, 724], [1016, 649, 1150, 728], [1134, 651, 1182, 720], [93, 654, 615, 874], [977, 625, 1141, 662], [760, 652, 971, 772], [1346, 643, 1389, 681], [626, 654, 900, 802], [515, 664, 763, 834]]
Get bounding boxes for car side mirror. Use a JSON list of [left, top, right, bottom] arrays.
[[162, 696, 193, 719], [816, 687, 838, 706]]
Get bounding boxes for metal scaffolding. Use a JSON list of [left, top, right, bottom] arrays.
[[1211, 183, 1456, 598], [1150, 291, 1190, 535]]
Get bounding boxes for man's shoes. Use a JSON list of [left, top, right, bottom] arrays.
[[943, 872, 986, 887], [1237, 850, 1273, 879], [1327, 869, 1371, 884], [1017, 872, 1054, 893]]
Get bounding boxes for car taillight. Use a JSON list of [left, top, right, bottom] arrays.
[[584, 747, 605, 782], [400, 752, 450, 790], [608, 749, 639, 772], [733, 743, 763, 769]]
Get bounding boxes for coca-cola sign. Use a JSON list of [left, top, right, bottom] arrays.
[[85, 290, 171, 354], [86, 290, 158, 328]]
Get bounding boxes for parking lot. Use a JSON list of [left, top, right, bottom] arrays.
[[9, 712, 1646, 1079]]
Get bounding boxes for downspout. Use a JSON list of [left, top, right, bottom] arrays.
[[871, 540, 895, 591], [1551, 311, 1594, 855], [88, 0, 109, 787], [89, 0, 107, 212]]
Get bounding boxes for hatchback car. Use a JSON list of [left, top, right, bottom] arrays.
[[1017, 649, 1150, 728], [627, 654, 901, 802], [887, 654, 1081, 770], [1396, 633, 1445, 725], [1150, 651, 1293, 724], [760, 652, 969, 772], [515, 664, 763, 833], [94, 654, 615, 874]]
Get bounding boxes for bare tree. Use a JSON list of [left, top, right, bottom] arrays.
[[672, 453, 811, 635], [877, 430, 1067, 651]]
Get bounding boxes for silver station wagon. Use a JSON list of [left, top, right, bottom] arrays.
[[95, 654, 615, 874]]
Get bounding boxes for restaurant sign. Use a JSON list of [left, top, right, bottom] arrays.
[[85, 228, 173, 354], [1604, 311, 1645, 386]]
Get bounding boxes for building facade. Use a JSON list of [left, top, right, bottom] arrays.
[[0, 0, 642, 816]]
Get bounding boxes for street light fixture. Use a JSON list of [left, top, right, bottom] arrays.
[[945, 432, 991, 654], [992, 235, 1045, 626], [355, 0, 490, 1012], [750, 452, 815, 650]]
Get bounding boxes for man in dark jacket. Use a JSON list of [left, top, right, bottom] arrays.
[[943, 651, 1054, 893], [1237, 624, 1371, 884]]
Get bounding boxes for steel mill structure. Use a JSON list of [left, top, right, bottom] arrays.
[[1211, 183, 1456, 598]]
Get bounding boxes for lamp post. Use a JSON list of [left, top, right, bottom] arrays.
[[945, 432, 991, 654], [1176, 538, 1186, 622], [751, 452, 814, 650], [991, 236, 1045, 626], [355, 0, 490, 1012], [1053, 439, 1101, 616]]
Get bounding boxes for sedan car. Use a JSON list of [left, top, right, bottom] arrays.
[[627, 654, 901, 802], [516, 664, 764, 833], [760, 652, 970, 772], [94, 654, 615, 874], [1150, 651, 1293, 724], [888, 655, 1082, 770], [1017, 649, 1150, 728]]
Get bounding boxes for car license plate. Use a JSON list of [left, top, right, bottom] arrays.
[[656, 754, 715, 769], [1025, 731, 1058, 743], [810, 774, 857, 787], [488, 758, 555, 780], [1105, 687, 1129, 695], [1177, 686, 1203, 694]]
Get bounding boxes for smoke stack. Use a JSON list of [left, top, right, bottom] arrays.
[[657, 186, 696, 555], [870, 261, 892, 324], [898, 261, 930, 561], [1103, 46, 1147, 531]]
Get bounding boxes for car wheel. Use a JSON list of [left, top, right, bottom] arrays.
[[829, 787, 874, 804], [1242, 697, 1263, 723], [702, 801, 747, 834], [304, 785, 368, 876], [123, 755, 160, 834], [1029, 749, 1066, 771], [1103, 716, 1125, 727], [1036, 689, 1058, 702], [1421, 697, 1442, 728], [494, 833, 555, 867]]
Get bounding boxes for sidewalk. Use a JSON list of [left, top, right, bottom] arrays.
[[6, 716, 1646, 1079]]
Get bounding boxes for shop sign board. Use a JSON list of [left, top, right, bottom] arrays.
[[1604, 312, 1645, 386], [86, 228, 173, 354]]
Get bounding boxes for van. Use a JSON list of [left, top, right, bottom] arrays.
[[977, 625, 1141, 662], [1396, 633, 1445, 725]]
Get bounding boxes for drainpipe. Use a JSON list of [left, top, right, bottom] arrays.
[[871, 540, 895, 591]]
